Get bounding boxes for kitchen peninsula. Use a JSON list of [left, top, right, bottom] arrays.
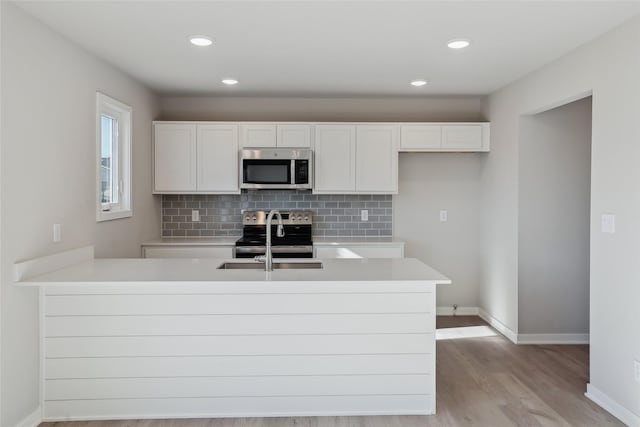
[[17, 247, 450, 421]]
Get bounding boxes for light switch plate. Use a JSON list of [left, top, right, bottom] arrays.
[[601, 214, 615, 233], [440, 210, 448, 222], [634, 360, 640, 383]]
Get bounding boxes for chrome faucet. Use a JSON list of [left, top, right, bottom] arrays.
[[255, 209, 285, 271]]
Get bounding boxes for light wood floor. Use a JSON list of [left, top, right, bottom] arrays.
[[41, 316, 622, 427]]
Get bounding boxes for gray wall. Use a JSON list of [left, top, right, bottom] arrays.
[[518, 97, 592, 335], [394, 153, 482, 309], [1, 4, 160, 426], [160, 96, 484, 122], [482, 14, 640, 417]]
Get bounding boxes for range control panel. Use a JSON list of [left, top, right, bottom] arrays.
[[242, 210, 313, 226]]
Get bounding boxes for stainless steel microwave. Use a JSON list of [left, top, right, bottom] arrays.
[[240, 148, 313, 190]]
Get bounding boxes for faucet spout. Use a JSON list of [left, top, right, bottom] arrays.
[[264, 210, 285, 272]]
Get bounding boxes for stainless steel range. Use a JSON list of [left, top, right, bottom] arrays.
[[234, 210, 313, 258]]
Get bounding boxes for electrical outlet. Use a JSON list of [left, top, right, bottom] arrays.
[[192, 210, 200, 222], [634, 360, 640, 383], [52, 224, 62, 243], [440, 210, 448, 222], [361, 210, 368, 221], [601, 214, 615, 233]]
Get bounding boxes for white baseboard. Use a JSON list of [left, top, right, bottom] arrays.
[[436, 306, 479, 316], [586, 383, 640, 427], [517, 333, 589, 345], [478, 308, 518, 344], [14, 407, 42, 427], [478, 310, 590, 345]]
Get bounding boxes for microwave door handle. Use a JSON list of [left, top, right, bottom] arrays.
[[291, 159, 296, 185]]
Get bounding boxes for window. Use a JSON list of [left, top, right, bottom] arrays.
[[96, 92, 132, 221]]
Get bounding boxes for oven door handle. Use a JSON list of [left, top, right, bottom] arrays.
[[235, 245, 313, 254]]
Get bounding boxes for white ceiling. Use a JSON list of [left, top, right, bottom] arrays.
[[15, 1, 640, 96]]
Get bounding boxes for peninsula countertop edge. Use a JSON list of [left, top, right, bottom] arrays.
[[17, 257, 451, 286]]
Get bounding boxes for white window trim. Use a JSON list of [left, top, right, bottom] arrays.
[[96, 92, 132, 222]]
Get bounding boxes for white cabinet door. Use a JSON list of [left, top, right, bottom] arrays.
[[277, 124, 312, 148], [197, 124, 239, 193], [314, 125, 356, 193], [154, 123, 197, 192], [239, 124, 277, 148], [399, 123, 489, 152], [442, 125, 483, 150], [356, 125, 399, 193], [143, 246, 233, 259], [315, 245, 404, 259], [400, 125, 442, 150]]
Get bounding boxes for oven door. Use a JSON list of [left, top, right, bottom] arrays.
[[235, 245, 314, 258]]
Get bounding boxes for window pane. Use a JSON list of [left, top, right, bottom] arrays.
[[96, 92, 132, 222], [100, 115, 118, 205]]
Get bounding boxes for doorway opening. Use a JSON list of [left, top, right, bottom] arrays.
[[517, 96, 593, 345]]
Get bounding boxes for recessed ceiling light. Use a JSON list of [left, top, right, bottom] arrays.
[[448, 39, 471, 49], [411, 80, 428, 87], [189, 36, 213, 47], [222, 79, 239, 85]]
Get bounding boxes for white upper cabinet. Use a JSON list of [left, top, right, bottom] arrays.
[[154, 123, 240, 194], [196, 124, 239, 193], [154, 123, 197, 192], [356, 125, 399, 193], [314, 125, 356, 193], [400, 125, 442, 150], [277, 124, 312, 148], [314, 125, 398, 194], [400, 123, 490, 152], [154, 121, 490, 195], [442, 125, 484, 150], [240, 123, 313, 148], [239, 124, 277, 148]]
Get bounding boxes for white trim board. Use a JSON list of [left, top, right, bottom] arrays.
[[586, 384, 640, 427], [477, 309, 588, 345], [13, 246, 94, 282], [14, 406, 42, 427], [478, 309, 518, 344], [436, 306, 479, 316], [517, 333, 589, 345], [43, 408, 435, 422]]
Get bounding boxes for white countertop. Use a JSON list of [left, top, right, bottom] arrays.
[[19, 257, 450, 286], [142, 237, 239, 246], [312, 237, 404, 246]]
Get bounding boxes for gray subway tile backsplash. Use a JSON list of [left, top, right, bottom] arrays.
[[161, 191, 392, 237]]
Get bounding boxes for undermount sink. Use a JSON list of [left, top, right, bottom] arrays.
[[217, 261, 324, 270]]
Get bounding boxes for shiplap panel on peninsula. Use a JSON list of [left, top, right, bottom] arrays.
[[42, 282, 436, 419]]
